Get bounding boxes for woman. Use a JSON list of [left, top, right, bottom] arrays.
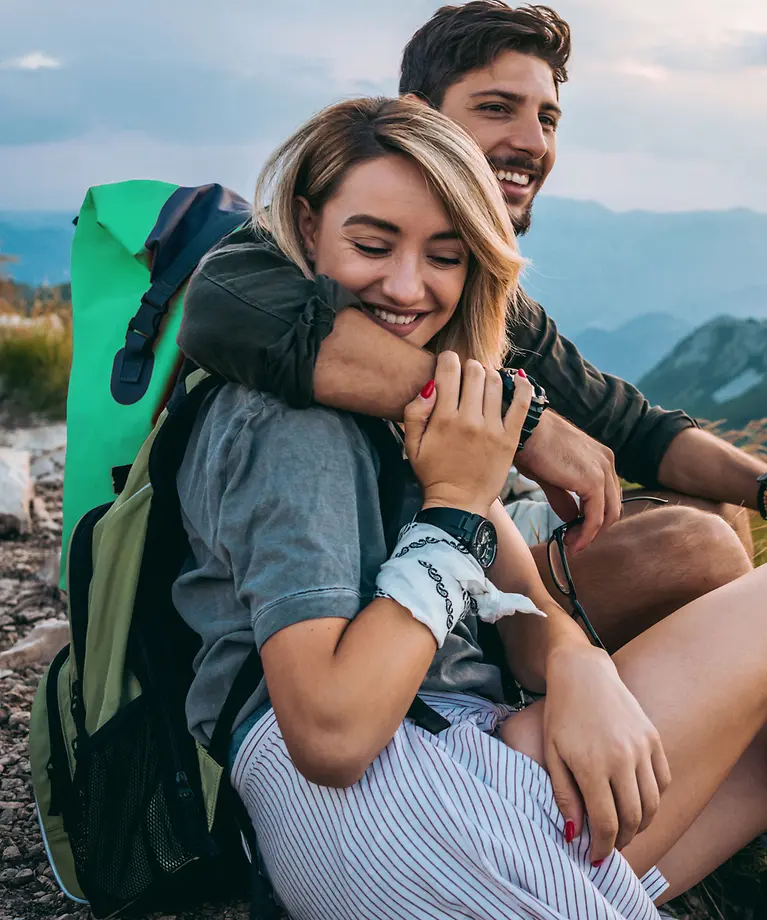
[[174, 97, 767, 920]]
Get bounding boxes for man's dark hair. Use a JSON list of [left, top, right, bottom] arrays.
[[399, 2, 571, 107]]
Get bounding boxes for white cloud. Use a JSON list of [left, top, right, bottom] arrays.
[[1, 51, 62, 71]]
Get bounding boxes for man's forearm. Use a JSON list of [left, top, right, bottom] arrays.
[[314, 308, 436, 421], [657, 427, 766, 510]]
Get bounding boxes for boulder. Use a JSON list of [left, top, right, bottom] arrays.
[[0, 449, 32, 536], [0, 424, 67, 455]]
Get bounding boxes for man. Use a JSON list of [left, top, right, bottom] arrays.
[[178, 2, 763, 651]]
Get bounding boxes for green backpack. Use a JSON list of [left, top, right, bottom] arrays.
[[60, 179, 250, 588], [29, 368, 287, 919]]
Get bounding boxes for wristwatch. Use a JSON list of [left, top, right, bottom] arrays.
[[758, 473, 767, 521], [500, 369, 549, 450], [414, 507, 498, 569]]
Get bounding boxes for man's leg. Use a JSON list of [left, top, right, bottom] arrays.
[[528, 505, 753, 652], [621, 487, 755, 558]]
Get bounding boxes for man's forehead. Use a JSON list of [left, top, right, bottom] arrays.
[[450, 50, 560, 108]]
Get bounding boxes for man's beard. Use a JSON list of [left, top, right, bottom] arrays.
[[488, 155, 542, 237], [510, 201, 534, 236]]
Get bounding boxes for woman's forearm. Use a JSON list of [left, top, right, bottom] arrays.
[[262, 596, 436, 787], [488, 500, 591, 691]]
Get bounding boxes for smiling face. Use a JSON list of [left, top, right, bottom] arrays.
[[438, 50, 560, 235], [296, 154, 469, 346]]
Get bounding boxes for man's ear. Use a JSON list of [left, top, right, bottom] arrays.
[[295, 196, 319, 261], [401, 92, 429, 108]]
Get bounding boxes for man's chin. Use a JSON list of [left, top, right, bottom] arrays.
[[508, 201, 534, 237]]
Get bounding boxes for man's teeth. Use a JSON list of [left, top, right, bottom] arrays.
[[496, 170, 531, 186], [371, 307, 418, 326]]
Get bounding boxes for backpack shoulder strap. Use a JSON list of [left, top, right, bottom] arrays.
[[111, 184, 250, 405]]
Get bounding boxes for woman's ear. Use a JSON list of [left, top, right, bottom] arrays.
[[295, 196, 318, 262]]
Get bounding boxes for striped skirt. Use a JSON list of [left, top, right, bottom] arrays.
[[231, 692, 668, 920]]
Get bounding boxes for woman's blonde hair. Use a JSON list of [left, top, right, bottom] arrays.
[[255, 96, 523, 367]]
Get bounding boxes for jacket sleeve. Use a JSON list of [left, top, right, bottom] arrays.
[[511, 292, 698, 488], [177, 225, 360, 408]]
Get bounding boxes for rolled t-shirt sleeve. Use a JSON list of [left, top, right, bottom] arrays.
[[178, 225, 361, 408], [215, 396, 386, 649]]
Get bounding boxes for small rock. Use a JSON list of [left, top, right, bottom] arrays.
[[8, 710, 30, 726], [35, 551, 61, 587], [50, 446, 67, 469], [30, 456, 55, 480], [0, 618, 70, 669], [10, 867, 35, 886], [0, 449, 33, 536], [0, 667, 13, 678], [17, 607, 52, 624], [3, 844, 21, 860]]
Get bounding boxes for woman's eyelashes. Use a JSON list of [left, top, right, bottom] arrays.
[[351, 240, 465, 268]]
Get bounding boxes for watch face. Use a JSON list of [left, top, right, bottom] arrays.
[[473, 520, 498, 568]]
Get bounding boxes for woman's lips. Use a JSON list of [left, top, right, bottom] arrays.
[[362, 305, 429, 338]]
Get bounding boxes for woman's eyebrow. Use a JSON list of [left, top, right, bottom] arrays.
[[343, 214, 400, 234], [343, 214, 460, 241]]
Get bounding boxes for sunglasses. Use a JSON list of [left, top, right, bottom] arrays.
[[546, 496, 669, 650]]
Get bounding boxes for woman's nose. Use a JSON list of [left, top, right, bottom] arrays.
[[380, 258, 426, 307]]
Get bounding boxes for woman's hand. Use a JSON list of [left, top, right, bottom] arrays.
[[403, 351, 532, 516], [543, 642, 672, 863]]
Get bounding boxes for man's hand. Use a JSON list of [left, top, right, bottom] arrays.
[[515, 411, 622, 553]]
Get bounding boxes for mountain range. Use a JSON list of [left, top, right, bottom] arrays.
[[1, 196, 765, 387]]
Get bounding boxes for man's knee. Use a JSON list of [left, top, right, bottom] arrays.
[[655, 506, 752, 590]]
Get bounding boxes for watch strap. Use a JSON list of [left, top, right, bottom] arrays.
[[413, 507, 483, 550]]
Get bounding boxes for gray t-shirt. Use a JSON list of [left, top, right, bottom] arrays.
[[174, 383, 503, 746]]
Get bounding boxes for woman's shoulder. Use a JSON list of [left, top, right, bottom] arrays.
[[200, 383, 376, 473]]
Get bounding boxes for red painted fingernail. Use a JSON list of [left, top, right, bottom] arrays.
[[516, 368, 527, 378], [420, 379, 435, 399], [592, 858, 605, 868], [564, 820, 575, 843]]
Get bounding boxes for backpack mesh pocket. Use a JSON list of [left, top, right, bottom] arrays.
[[63, 695, 205, 918]]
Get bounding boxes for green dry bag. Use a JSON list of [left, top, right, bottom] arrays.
[[61, 180, 249, 584]]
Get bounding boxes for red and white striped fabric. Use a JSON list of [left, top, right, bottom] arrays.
[[232, 692, 668, 920]]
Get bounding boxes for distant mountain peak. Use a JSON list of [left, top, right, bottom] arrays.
[[639, 316, 767, 426]]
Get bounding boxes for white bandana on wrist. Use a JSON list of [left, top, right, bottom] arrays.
[[375, 523, 546, 648]]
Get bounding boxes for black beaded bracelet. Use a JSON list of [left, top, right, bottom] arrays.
[[758, 473, 767, 521], [500, 369, 549, 450]]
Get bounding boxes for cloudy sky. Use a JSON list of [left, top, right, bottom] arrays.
[[2, 0, 767, 214]]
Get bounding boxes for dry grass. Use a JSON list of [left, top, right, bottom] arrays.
[[0, 297, 72, 419]]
